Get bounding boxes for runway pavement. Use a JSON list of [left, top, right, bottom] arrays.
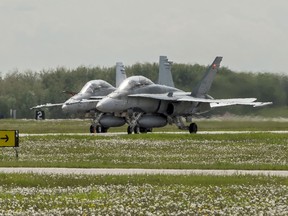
[[0, 167, 287, 177]]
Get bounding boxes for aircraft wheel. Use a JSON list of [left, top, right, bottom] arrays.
[[189, 123, 198, 134], [139, 127, 152, 133], [90, 125, 96, 133], [140, 127, 147, 133], [127, 126, 133, 134], [134, 126, 140, 134], [96, 125, 102, 133]]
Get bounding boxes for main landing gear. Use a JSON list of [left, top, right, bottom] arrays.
[[127, 125, 152, 134], [173, 116, 198, 134], [89, 112, 108, 133], [90, 124, 108, 133]]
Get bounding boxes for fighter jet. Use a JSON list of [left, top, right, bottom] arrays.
[[31, 62, 127, 133], [31, 57, 174, 133], [96, 56, 272, 134], [92, 56, 175, 133]]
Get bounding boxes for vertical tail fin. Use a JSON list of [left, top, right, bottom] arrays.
[[158, 56, 175, 87], [191, 56, 222, 97], [115, 62, 127, 88]]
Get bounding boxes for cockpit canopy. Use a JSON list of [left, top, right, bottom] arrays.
[[80, 80, 114, 94], [118, 76, 154, 91]]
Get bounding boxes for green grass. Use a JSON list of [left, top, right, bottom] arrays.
[[0, 118, 287, 215], [0, 117, 288, 133], [0, 132, 287, 170], [0, 173, 287, 215], [0, 119, 91, 133], [0, 173, 287, 187]]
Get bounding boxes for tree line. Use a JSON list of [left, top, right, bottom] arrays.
[[0, 63, 287, 119]]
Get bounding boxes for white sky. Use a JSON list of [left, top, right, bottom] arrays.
[[0, 0, 288, 74]]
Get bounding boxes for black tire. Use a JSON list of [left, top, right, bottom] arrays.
[[96, 125, 102, 133], [90, 125, 96, 133], [140, 127, 147, 133], [140, 127, 153, 133], [102, 127, 109, 133], [189, 123, 198, 134], [127, 126, 133, 134], [134, 126, 140, 134]]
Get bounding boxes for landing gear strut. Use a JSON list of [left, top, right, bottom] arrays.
[[90, 125, 108, 133], [127, 125, 152, 134], [89, 112, 108, 133], [173, 116, 198, 134], [126, 112, 143, 135]]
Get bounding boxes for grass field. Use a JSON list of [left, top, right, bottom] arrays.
[[0, 173, 287, 215], [0, 116, 288, 133], [0, 118, 287, 215], [0, 118, 287, 169], [1, 132, 287, 170]]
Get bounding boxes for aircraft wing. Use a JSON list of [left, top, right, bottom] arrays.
[[128, 93, 272, 107], [30, 103, 64, 110], [128, 92, 190, 101], [66, 96, 105, 105], [178, 97, 272, 107], [30, 96, 104, 109], [210, 101, 273, 108]]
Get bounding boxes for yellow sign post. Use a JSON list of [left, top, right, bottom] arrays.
[[0, 130, 19, 158], [0, 130, 19, 147]]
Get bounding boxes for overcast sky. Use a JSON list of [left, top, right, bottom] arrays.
[[1, 0, 288, 74]]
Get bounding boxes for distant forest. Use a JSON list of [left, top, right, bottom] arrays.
[[0, 62, 287, 119]]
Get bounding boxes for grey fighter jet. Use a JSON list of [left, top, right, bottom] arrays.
[[31, 62, 127, 133], [96, 56, 272, 134], [92, 56, 175, 133], [31, 62, 126, 113], [31, 57, 174, 133]]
